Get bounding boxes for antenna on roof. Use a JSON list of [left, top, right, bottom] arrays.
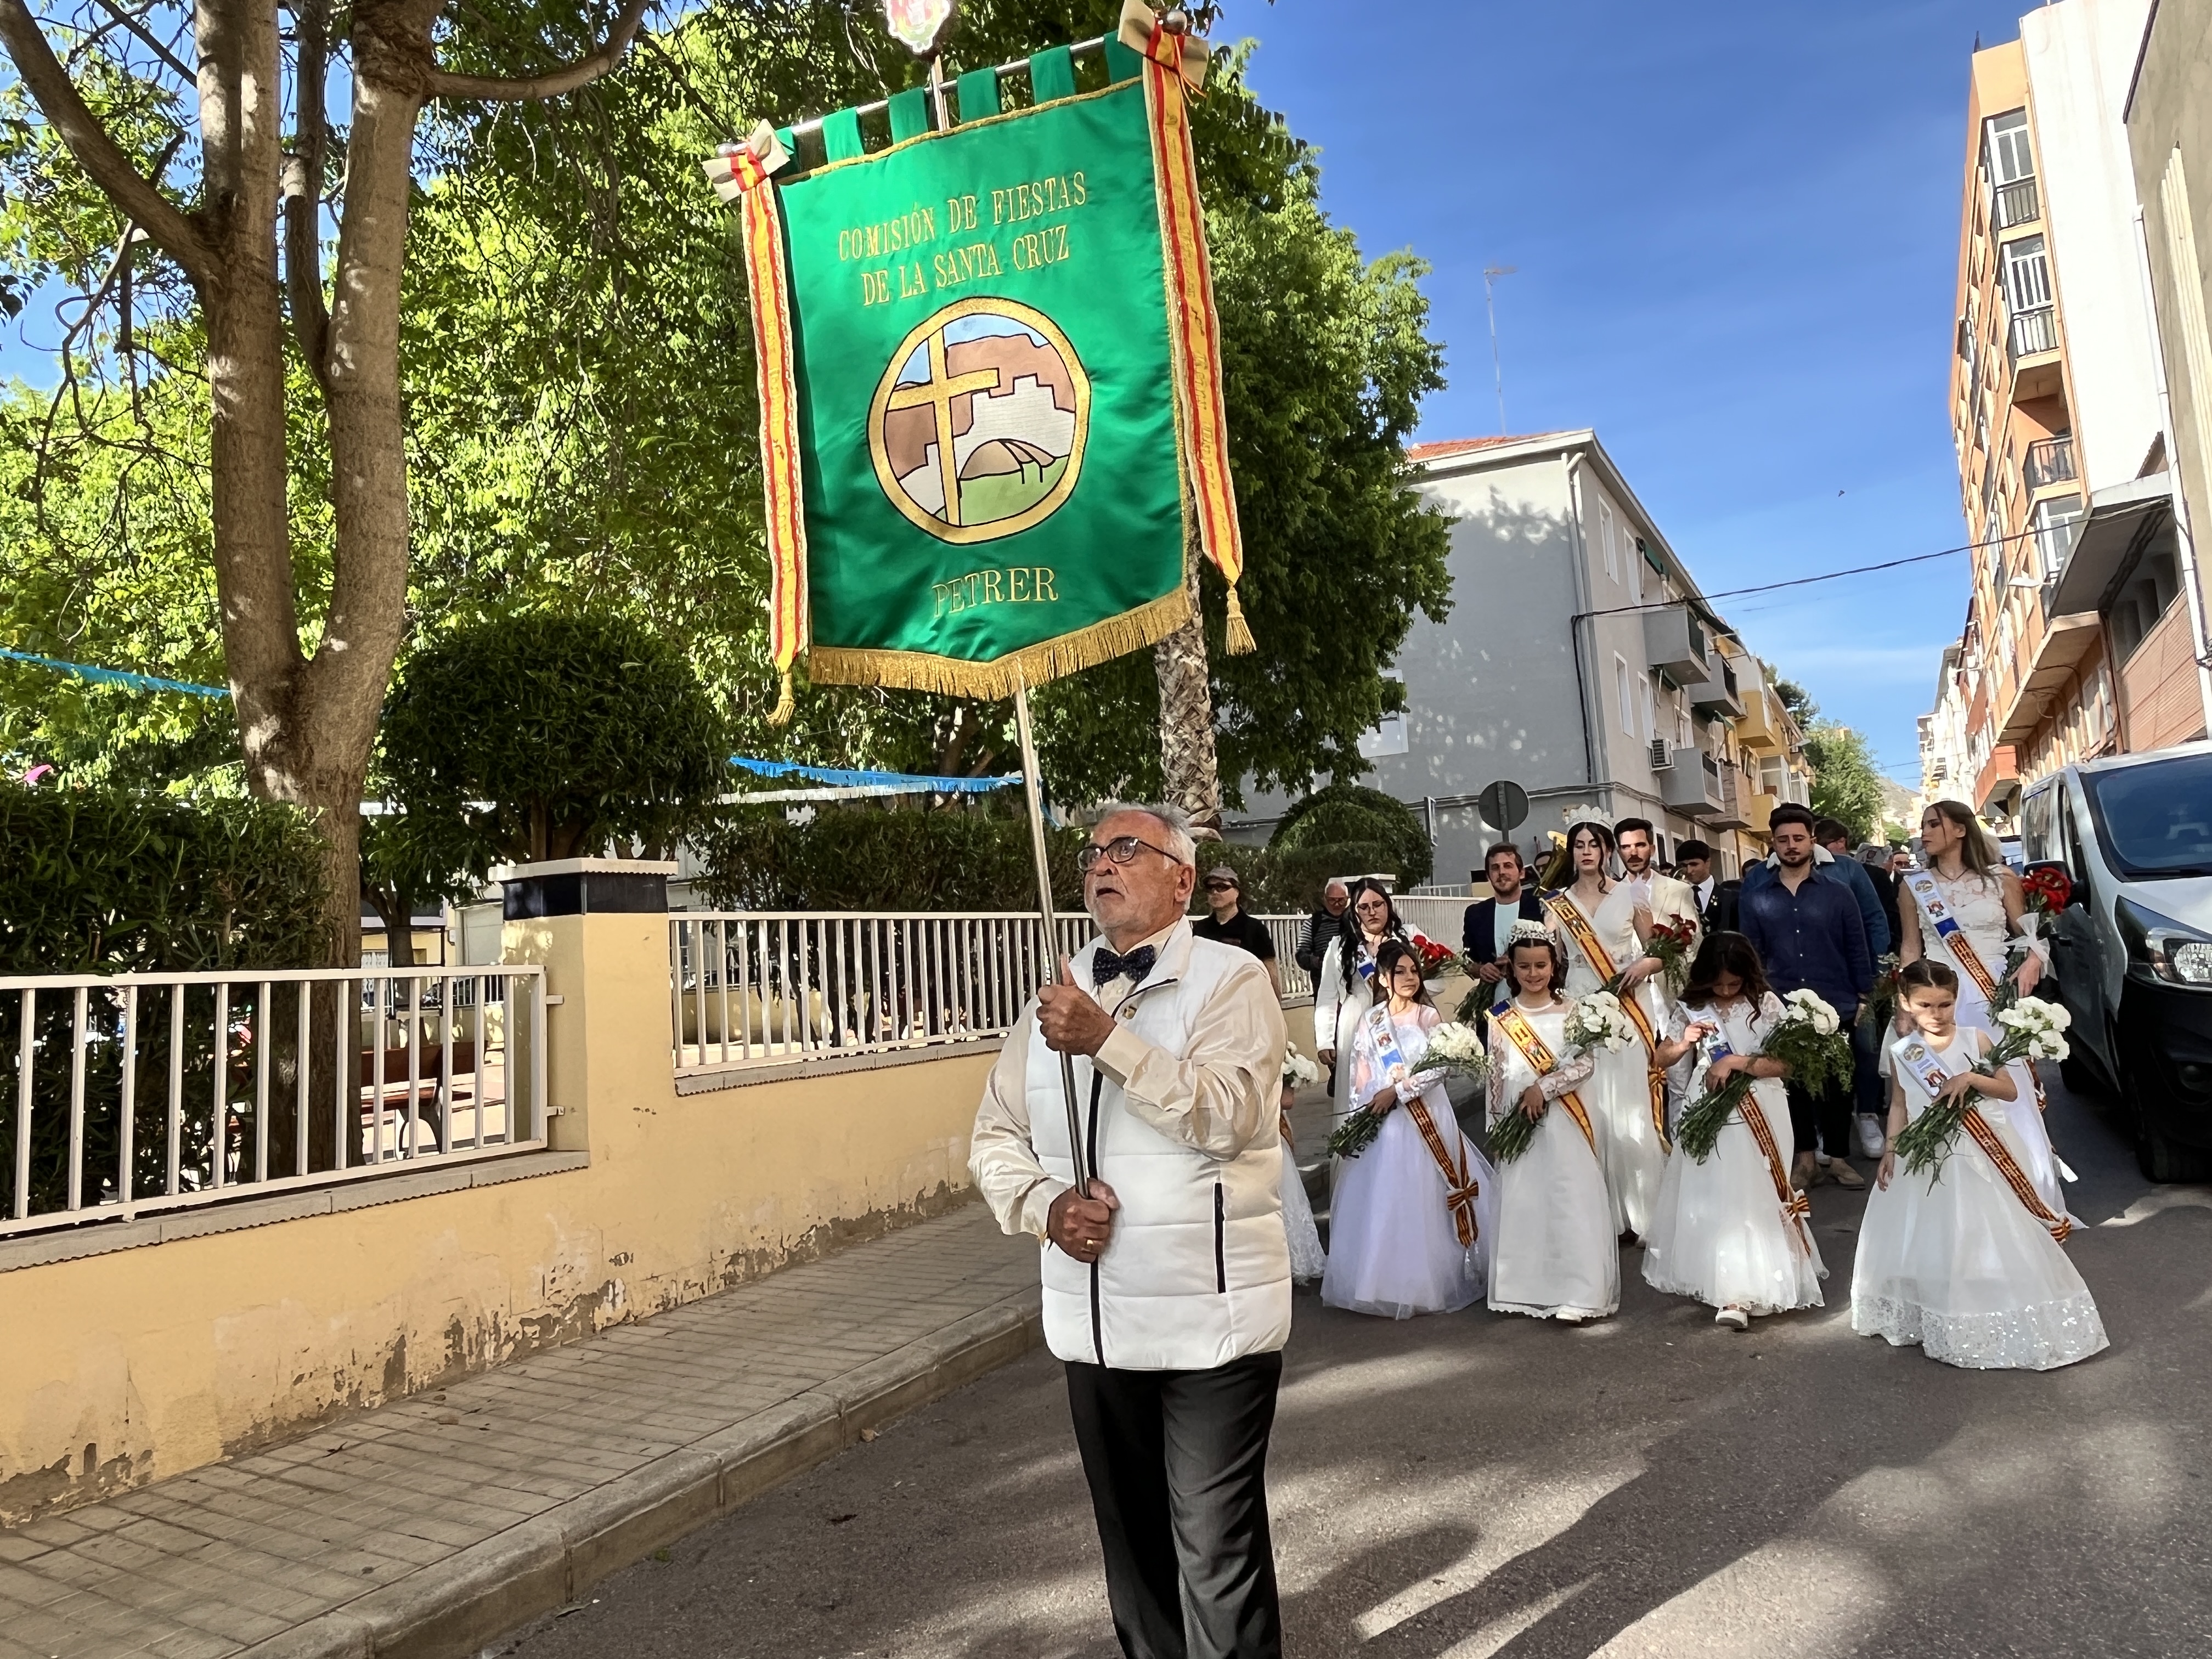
[[1483, 265, 1517, 435]]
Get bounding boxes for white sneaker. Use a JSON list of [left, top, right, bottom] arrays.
[[1857, 1114, 1886, 1160], [1715, 1307, 1750, 1331]]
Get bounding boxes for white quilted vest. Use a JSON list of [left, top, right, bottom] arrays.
[[1025, 924, 1291, 1371]]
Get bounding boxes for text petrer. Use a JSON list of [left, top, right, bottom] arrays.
[[934, 566, 1059, 617]]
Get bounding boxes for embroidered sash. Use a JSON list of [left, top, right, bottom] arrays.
[[1543, 891, 1669, 1147], [1403, 1097, 1481, 1247], [1895, 1036, 2072, 1244], [1495, 1005, 1597, 1156], [1901, 870, 2001, 1003], [1686, 1003, 1811, 1254]]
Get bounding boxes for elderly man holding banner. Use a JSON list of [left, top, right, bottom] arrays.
[[970, 804, 1291, 1658]]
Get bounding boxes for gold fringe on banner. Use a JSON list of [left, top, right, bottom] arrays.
[[809, 586, 1192, 701]]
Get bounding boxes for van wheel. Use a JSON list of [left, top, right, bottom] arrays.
[[2128, 1044, 2212, 1181], [2136, 1120, 2212, 1183]]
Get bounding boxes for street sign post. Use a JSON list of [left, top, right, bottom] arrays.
[[1477, 778, 1530, 835]]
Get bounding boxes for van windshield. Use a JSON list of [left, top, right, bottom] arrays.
[[2082, 753, 2212, 878]]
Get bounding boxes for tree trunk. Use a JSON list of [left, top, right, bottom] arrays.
[[1155, 555, 1223, 833]]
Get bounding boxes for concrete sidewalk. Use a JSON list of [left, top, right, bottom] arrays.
[[0, 1204, 1039, 1659]]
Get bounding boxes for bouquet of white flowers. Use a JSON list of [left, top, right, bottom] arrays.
[[1675, 990, 1850, 1162], [1420, 1022, 1489, 1085], [1282, 1048, 1322, 1091], [1892, 998, 2072, 1178], [1561, 991, 1634, 1057]]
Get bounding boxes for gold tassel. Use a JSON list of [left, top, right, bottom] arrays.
[[1223, 583, 1256, 656], [767, 669, 795, 726]]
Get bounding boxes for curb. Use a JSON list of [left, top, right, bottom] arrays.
[[235, 1294, 1043, 1659]]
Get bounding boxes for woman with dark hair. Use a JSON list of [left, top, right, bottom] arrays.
[[1641, 932, 1826, 1329], [1898, 799, 2066, 1213], [1313, 877, 1432, 1147], [1542, 812, 1667, 1243], [1486, 924, 1618, 1322], [1321, 941, 1498, 1318]]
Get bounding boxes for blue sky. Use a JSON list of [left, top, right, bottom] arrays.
[[1233, 0, 2036, 786]]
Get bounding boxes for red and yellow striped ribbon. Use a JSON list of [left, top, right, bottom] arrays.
[[1961, 1111, 2074, 1243], [1544, 893, 1671, 1148], [1139, 25, 1251, 654], [1496, 1007, 1598, 1158]]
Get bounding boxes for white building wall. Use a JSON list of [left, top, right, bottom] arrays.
[[2023, 0, 2165, 491]]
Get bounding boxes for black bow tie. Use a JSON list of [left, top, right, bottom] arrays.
[[1091, 945, 1157, 989]]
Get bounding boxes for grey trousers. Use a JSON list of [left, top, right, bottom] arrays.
[[1064, 1350, 1284, 1659]]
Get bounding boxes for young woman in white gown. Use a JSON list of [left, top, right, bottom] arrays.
[[1853, 960, 2107, 1372], [1321, 943, 1498, 1318], [1643, 932, 1826, 1329], [1486, 927, 1619, 1322], [1898, 800, 2069, 1216], [1313, 879, 1435, 1152], [1542, 818, 1668, 1242]]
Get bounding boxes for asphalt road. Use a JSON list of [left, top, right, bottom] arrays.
[[493, 1072, 2212, 1658]]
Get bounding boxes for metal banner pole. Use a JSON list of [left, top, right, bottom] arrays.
[[1013, 680, 1088, 1192]]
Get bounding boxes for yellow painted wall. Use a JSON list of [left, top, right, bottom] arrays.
[[0, 912, 994, 1525]]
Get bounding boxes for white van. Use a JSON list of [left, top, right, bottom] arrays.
[[2018, 740, 2212, 1182]]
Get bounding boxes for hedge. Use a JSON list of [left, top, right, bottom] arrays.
[[0, 782, 331, 973], [0, 783, 333, 1220], [691, 804, 1414, 917]]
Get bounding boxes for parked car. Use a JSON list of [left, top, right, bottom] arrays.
[[2019, 740, 2212, 1181]]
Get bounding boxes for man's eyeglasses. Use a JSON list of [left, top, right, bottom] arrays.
[[1077, 835, 1183, 873]]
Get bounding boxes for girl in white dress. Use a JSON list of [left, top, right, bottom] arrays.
[[1313, 879, 1435, 1147], [1643, 932, 1826, 1329], [1899, 800, 2068, 1215], [1486, 928, 1619, 1322], [1853, 960, 2108, 1372], [1544, 818, 1668, 1242], [1322, 942, 1498, 1318]]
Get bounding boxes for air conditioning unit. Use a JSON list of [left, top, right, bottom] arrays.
[[1649, 739, 1673, 770]]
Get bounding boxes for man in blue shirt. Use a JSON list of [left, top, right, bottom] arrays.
[[1741, 819, 1890, 957], [1739, 805, 1874, 1191]]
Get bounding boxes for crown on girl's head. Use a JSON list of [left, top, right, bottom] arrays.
[[1561, 804, 1618, 836], [1506, 919, 1560, 947]]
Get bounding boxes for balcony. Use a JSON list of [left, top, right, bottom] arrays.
[[1994, 176, 2040, 230], [2023, 433, 2075, 492], [1642, 605, 1708, 686], [1742, 791, 1779, 836], [1734, 687, 1784, 753], [1657, 747, 1726, 818], [2008, 306, 2058, 360], [1706, 765, 1751, 831], [1683, 653, 1746, 719]]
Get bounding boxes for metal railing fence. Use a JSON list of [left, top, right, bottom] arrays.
[[1994, 176, 2039, 229], [1, 966, 547, 1240], [672, 911, 1327, 1073], [2009, 305, 2058, 359]]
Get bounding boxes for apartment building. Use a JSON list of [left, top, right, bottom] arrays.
[[1929, 0, 2198, 822], [2126, 0, 2212, 737], [1225, 430, 1813, 883]]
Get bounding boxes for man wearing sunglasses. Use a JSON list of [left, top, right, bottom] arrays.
[[970, 802, 1292, 1659], [1192, 864, 1284, 998]]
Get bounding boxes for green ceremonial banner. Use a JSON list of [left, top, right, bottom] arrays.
[[771, 75, 1190, 698]]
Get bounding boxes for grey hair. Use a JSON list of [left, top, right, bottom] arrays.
[[1093, 800, 1197, 867]]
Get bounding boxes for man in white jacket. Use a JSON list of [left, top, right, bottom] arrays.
[[970, 802, 1290, 1659]]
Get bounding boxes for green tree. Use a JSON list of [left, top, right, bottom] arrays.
[[376, 613, 727, 872], [0, 0, 662, 966], [1804, 721, 1884, 845]]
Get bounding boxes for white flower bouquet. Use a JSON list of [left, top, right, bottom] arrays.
[[1420, 1022, 1489, 1085], [1561, 991, 1634, 1057], [1675, 991, 1849, 1162], [1282, 1048, 1322, 1091], [1893, 998, 2072, 1178]]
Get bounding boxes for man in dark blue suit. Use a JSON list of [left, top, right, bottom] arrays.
[[1462, 844, 1549, 1014]]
